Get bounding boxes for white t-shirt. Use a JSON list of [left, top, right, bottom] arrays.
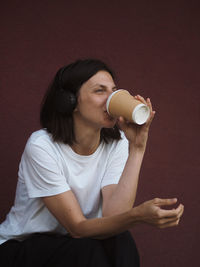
[[0, 129, 128, 245]]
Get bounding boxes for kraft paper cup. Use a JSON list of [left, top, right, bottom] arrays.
[[106, 89, 150, 125]]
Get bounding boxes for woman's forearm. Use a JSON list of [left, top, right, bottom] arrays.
[[73, 208, 139, 239], [72, 198, 184, 239], [103, 148, 145, 216], [43, 191, 184, 240]]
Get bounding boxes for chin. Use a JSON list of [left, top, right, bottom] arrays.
[[102, 119, 117, 128], [98, 113, 117, 129]]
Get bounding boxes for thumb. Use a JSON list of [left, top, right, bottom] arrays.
[[116, 116, 128, 130]]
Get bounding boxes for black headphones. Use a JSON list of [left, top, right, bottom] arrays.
[[55, 66, 77, 115]]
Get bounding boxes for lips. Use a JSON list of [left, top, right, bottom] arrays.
[[104, 111, 115, 121]]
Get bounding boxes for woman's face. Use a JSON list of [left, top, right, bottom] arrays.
[[73, 71, 117, 130]]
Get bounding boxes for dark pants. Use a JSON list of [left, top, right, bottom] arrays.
[[0, 231, 140, 267]]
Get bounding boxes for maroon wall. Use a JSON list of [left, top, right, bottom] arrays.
[[1, 1, 199, 266]]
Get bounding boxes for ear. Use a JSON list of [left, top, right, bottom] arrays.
[[73, 95, 80, 112], [73, 107, 78, 112], [73, 100, 79, 112]]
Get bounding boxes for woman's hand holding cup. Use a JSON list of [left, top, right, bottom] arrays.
[[106, 90, 155, 151]]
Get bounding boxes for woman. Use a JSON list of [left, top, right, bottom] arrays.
[[0, 59, 184, 266]]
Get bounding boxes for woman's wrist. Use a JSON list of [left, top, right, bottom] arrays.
[[128, 143, 146, 155], [129, 207, 142, 225]]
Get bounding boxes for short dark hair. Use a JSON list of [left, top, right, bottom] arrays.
[[40, 59, 121, 145]]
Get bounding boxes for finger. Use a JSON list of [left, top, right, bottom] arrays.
[[135, 95, 147, 105], [154, 198, 178, 206], [159, 204, 184, 218], [179, 204, 184, 217], [116, 116, 125, 129], [145, 110, 156, 126], [158, 218, 181, 229], [146, 98, 153, 112], [143, 98, 155, 126], [135, 95, 154, 114], [117, 116, 131, 131], [157, 214, 180, 225], [117, 116, 125, 124], [134, 95, 155, 125]]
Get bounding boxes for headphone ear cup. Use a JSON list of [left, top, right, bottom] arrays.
[[56, 89, 77, 115]]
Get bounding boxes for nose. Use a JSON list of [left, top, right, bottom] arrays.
[[105, 90, 113, 103], [107, 88, 115, 98]]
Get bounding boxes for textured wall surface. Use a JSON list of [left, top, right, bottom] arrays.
[[0, 1, 199, 266]]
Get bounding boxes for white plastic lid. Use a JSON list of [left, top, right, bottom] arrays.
[[132, 103, 150, 125]]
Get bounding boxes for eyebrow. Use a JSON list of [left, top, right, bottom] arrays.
[[94, 84, 117, 90]]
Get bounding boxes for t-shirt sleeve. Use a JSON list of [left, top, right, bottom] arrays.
[[20, 140, 71, 198], [101, 134, 129, 188]]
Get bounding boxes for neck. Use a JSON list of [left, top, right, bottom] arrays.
[[71, 118, 101, 156]]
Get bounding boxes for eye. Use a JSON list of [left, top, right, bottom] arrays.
[[95, 88, 104, 93]]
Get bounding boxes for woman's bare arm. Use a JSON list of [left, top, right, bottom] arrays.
[[102, 148, 144, 216], [102, 97, 155, 216], [43, 190, 184, 239]]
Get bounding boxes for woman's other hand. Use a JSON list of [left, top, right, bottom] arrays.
[[133, 198, 184, 228]]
